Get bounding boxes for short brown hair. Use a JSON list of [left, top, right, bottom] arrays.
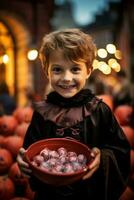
[[39, 28, 96, 73]]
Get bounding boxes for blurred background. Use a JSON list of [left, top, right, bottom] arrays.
[[0, 0, 133, 107]]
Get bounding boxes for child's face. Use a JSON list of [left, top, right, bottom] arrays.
[[47, 49, 91, 98]]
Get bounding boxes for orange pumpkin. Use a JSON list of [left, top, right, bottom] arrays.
[[13, 107, 33, 124], [119, 186, 134, 200], [128, 171, 134, 191], [15, 122, 30, 138], [121, 126, 134, 149], [114, 105, 134, 126], [97, 94, 113, 111], [0, 176, 15, 200], [0, 135, 4, 147], [8, 162, 28, 186], [2, 136, 23, 158], [0, 148, 13, 174], [24, 182, 35, 200], [0, 115, 18, 136], [128, 150, 134, 191], [10, 197, 30, 200], [130, 150, 134, 172]]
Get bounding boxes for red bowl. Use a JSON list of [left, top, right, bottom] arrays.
[[25, 138, 92, 186]]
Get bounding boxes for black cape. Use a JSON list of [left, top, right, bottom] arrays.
[[23, 89, 130, 200]]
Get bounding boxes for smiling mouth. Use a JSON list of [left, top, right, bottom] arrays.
[[58, 85, 76, 89]]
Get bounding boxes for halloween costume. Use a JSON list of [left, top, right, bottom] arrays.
[[23, 89, 130, 200]]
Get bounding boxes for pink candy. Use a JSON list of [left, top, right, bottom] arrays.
[[32, 146, 87, 174]]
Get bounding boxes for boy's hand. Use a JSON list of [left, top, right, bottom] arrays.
[[82, 147, 101, 180], [17, 147, 32, 178]]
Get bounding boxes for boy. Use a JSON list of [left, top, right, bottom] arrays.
[[17, 28, 130, 200]]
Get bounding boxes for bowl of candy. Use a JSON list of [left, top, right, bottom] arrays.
[[25, 138, 92, 186]]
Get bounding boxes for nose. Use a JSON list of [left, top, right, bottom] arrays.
[[62, 70, 72, 82]]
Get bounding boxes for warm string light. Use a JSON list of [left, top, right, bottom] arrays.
[[2, 54, 9, 63], [0, 42, 9, 64], [27, 49, 38, 61], [93, 43, 122, 75]]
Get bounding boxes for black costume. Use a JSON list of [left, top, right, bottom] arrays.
[[23, 89, 130, 200]]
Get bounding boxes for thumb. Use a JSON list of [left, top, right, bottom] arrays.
[[90, 147, 100, 158]]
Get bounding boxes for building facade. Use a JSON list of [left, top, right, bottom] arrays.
[[0, 0, 54, 106]]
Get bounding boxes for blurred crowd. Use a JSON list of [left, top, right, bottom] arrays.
[[88, 69, 134, 110]]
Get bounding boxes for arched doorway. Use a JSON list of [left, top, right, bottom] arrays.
[[0, 12, 33, 106], [0, 22, 15, 94]]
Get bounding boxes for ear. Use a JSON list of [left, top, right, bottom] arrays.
[[86, 67, 92, 79]]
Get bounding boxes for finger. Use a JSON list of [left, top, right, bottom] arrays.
[[90, 147, 100, 158], [19, 147, 26, 155], [89, 160, 99, 170], [83, 166, 98, 180], [89, 155, 100, 170], [19, 165, 32, 178], [17, 154, 29, 168], [21, 166, 32, 174], [17, 148, 26, 162]]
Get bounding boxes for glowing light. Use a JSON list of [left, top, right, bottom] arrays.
[[113, 63, 121, 72], [97, 48, 107, 58], [108, 58, 117, 67], [96, 45, 122, 75], [106, 44, 116, 54], [98, 61, 111, 75], [115, 50, 122, 59], [2, 54, 9, 63], [27, 49, 38, 61], [98, 61, 106, 71], [103, 65, 111, 75], [92, 59, 99, 69]]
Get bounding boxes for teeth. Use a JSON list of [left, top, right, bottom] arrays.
[[59, 85, 75, 89]]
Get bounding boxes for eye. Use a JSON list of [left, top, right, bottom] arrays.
[[52, 66, 62, 73], [71, 66, 81, 73]]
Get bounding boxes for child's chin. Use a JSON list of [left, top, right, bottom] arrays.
[[59, 91, 77, 98]]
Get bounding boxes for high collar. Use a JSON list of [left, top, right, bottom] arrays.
[[34, 89, 100, 127], [46, 89, 94, 108]]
